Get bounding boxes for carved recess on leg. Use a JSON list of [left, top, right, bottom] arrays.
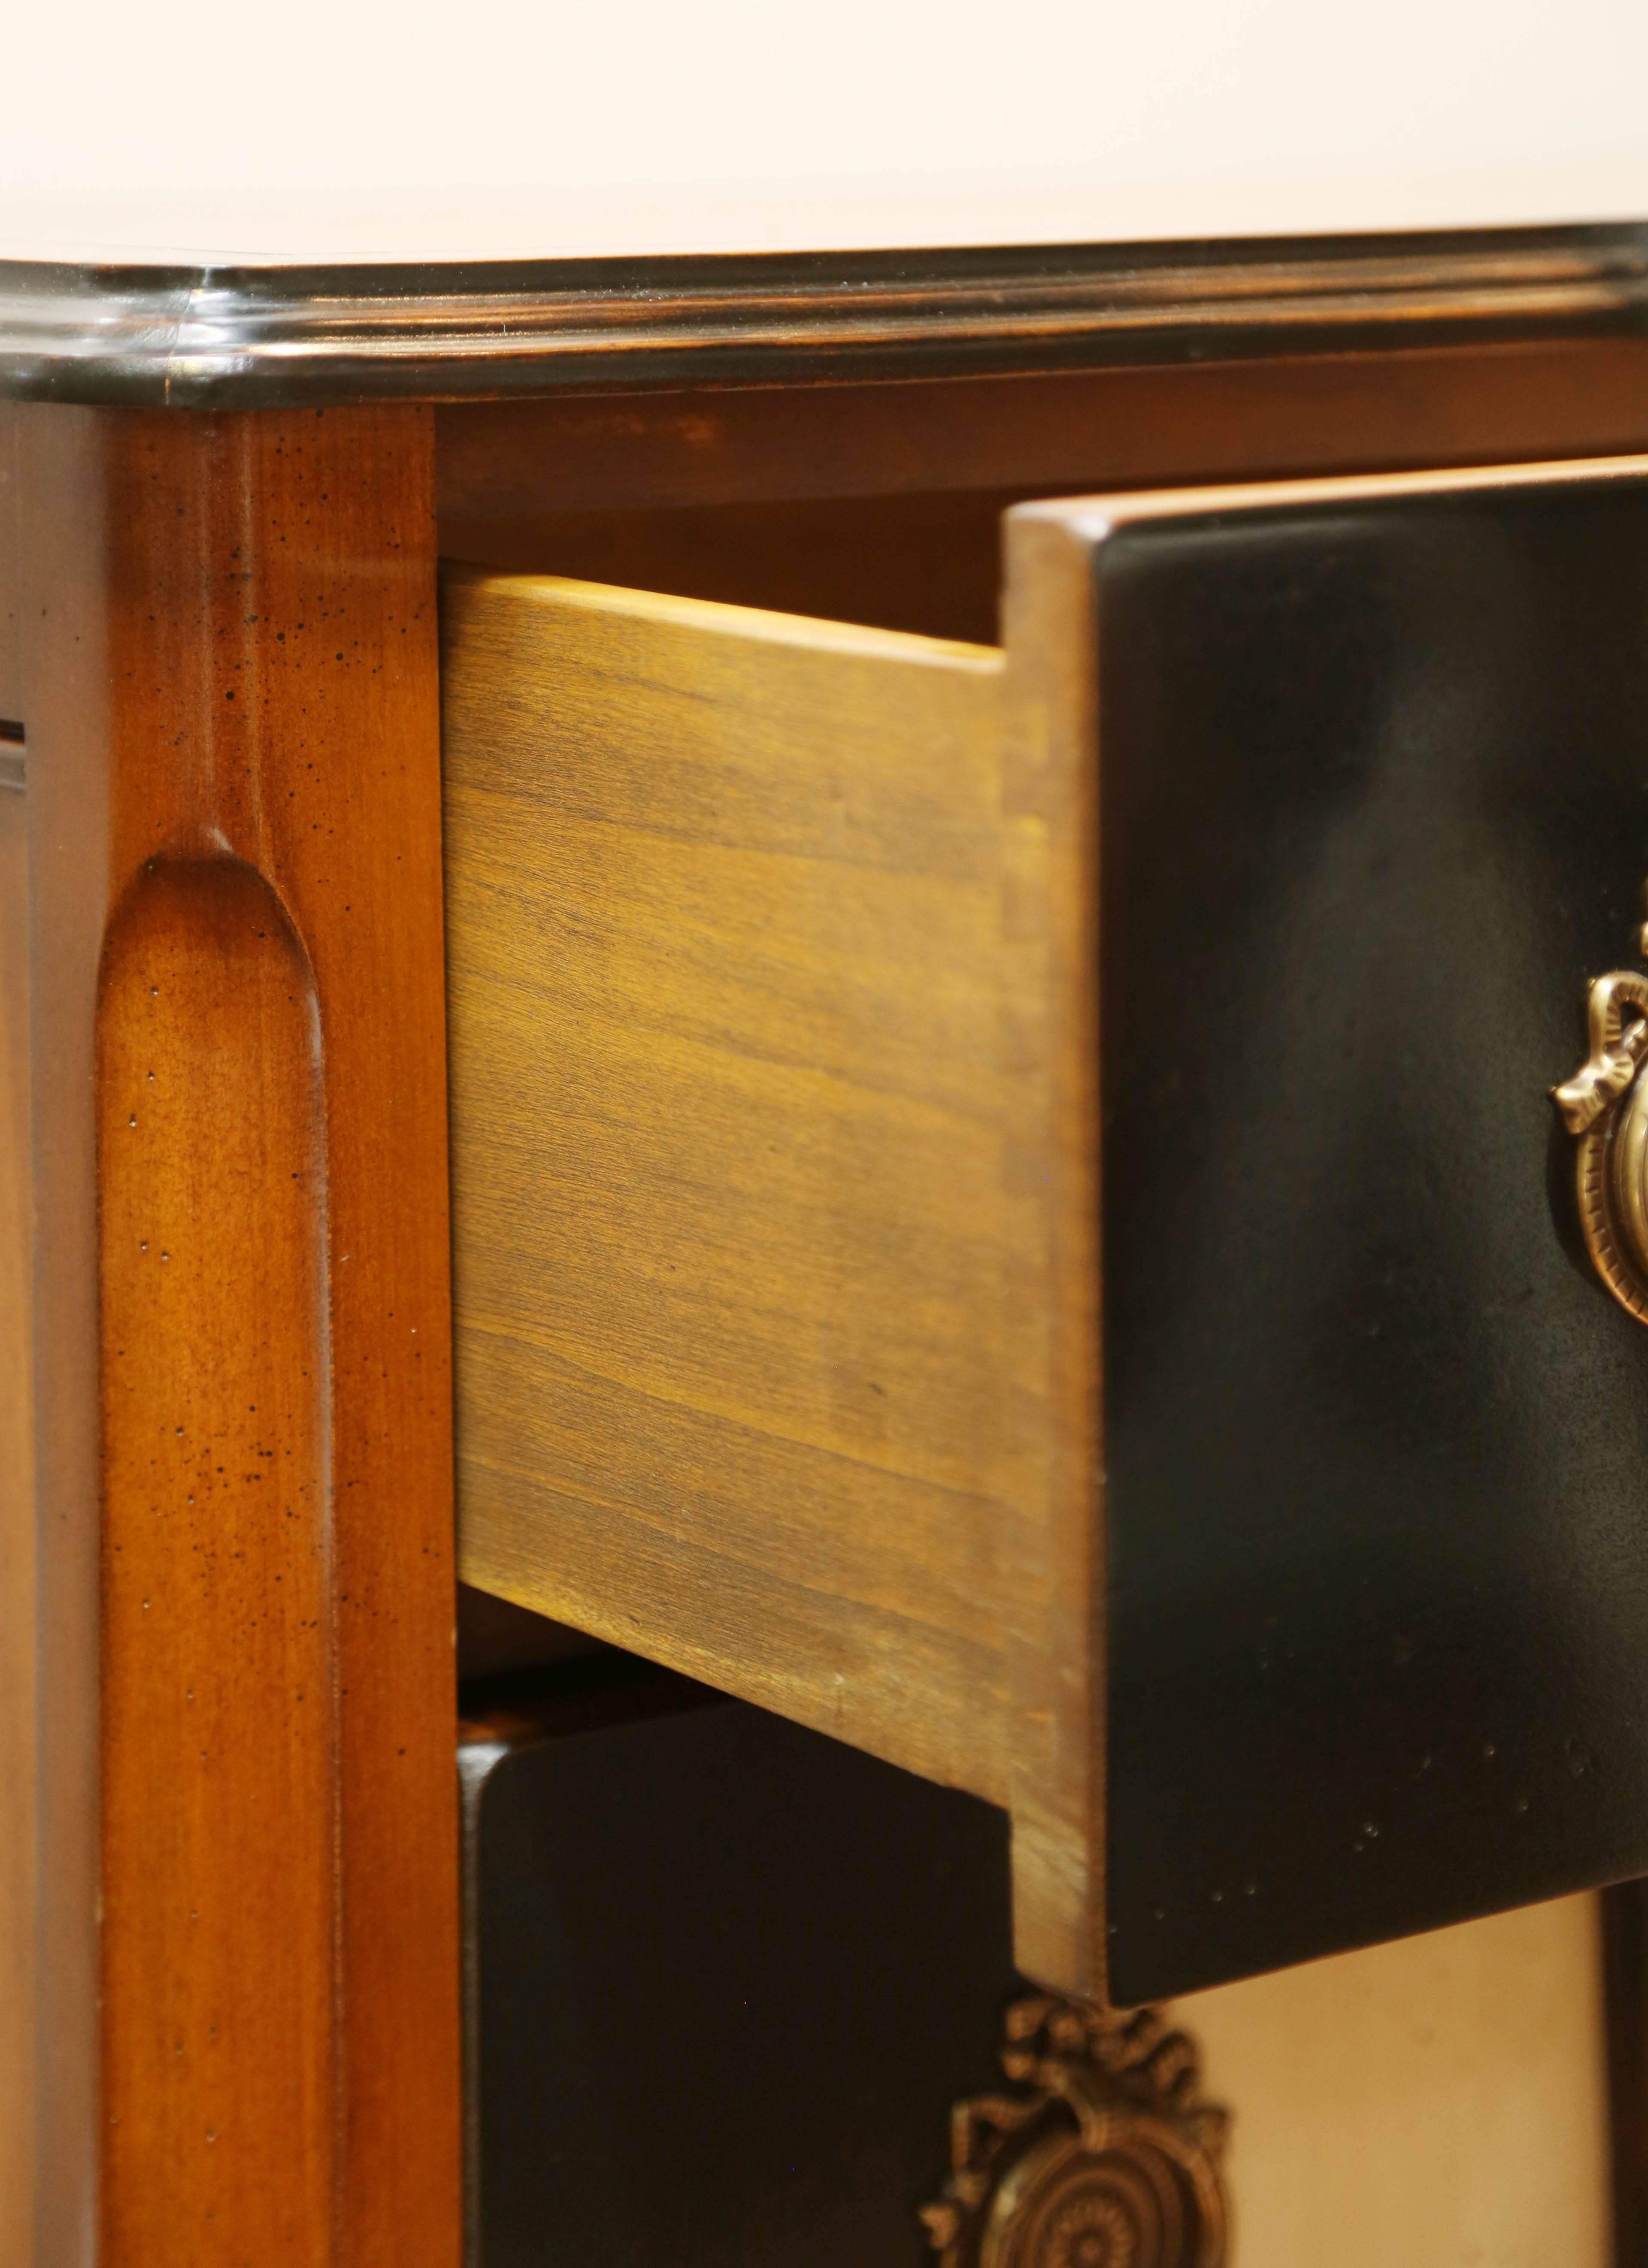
[[98, 854, 336, 2261], [922, 1996, 1229, 2268]]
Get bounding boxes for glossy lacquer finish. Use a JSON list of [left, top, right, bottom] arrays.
[[1099, 474, 1648, 2002]]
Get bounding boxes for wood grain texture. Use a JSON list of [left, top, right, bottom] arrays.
[[18, 405, 460, 2266], [997, 510, 1105, 1998], [442, 570, 1025, 1801], [100, 860, 335, 2254], [439, 557, 1106, 1991]]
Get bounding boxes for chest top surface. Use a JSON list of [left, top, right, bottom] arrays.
[[1, 225, 1646, 410]]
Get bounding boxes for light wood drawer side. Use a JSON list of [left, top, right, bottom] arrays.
[[442, 570, 1031, 1805]]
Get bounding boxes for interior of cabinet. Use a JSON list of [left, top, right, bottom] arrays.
[[440, 486, 1026, 645], [434, 333, 1648, 651]]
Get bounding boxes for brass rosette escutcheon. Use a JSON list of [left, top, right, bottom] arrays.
[[1555, 900, 1648, 1321], [921, 1997, 1229, 2268]]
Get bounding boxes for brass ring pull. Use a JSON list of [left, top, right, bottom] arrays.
[[1555, 919, 1648, 1322]]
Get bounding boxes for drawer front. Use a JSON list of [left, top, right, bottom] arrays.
[[460, 1674, 1016, 2268], [1067, 464, 1648, 2000], [442, 456, 1648, 2005]]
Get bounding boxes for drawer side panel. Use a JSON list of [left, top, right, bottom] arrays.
[[442, 572, 1023, 1800]]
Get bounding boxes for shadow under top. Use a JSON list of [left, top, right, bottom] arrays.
[[0, 224, 1645, 409]]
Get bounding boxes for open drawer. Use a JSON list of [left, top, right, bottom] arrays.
[[442, 457, 1648, 2006]]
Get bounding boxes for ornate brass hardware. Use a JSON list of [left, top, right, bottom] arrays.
[[1555, 901, 1648, 1322], [921, 1996, 1229, 2268]]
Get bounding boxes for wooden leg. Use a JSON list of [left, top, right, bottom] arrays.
[[0, 398, 34, 2262], [0, 779, 31, 2258], [18, 405, 461, 2266]]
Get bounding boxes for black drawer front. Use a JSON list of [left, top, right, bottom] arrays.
[[463, 1670, 1016, 2265], [1101, 475, 1648, 2000]]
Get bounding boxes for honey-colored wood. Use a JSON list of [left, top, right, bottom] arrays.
[[17, 406, 461, 2265], [438, 556, 1100, 1990], [998, 508, 1104, 1996], [0, 776, 33, 2264], [0, 402, 30, 2268], [443, 570, 1019, 1800], [100, 862, 336, 2252], [441, 551, 1110, 1990]]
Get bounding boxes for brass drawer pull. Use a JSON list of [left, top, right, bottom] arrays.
[[1555, 905, 1648, 1321], [921, 1997, 1228, 2268]]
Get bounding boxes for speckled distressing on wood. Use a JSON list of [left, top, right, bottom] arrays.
[[21, 407, 462, 2267]]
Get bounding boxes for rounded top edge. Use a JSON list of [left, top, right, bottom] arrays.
[[1, 224, 1645, 408]]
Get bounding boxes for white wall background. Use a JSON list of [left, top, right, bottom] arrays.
[[1178, 1893, 1611, 2268], [5, 0, 1648, 260]]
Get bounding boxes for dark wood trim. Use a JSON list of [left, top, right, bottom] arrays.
[[433, 335, 1648, 555], [0, 225, 1645, 408]]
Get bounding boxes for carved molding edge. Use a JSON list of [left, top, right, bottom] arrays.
[[1, 224, 1644, 406], [922, 1996, 1230, 2268]]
